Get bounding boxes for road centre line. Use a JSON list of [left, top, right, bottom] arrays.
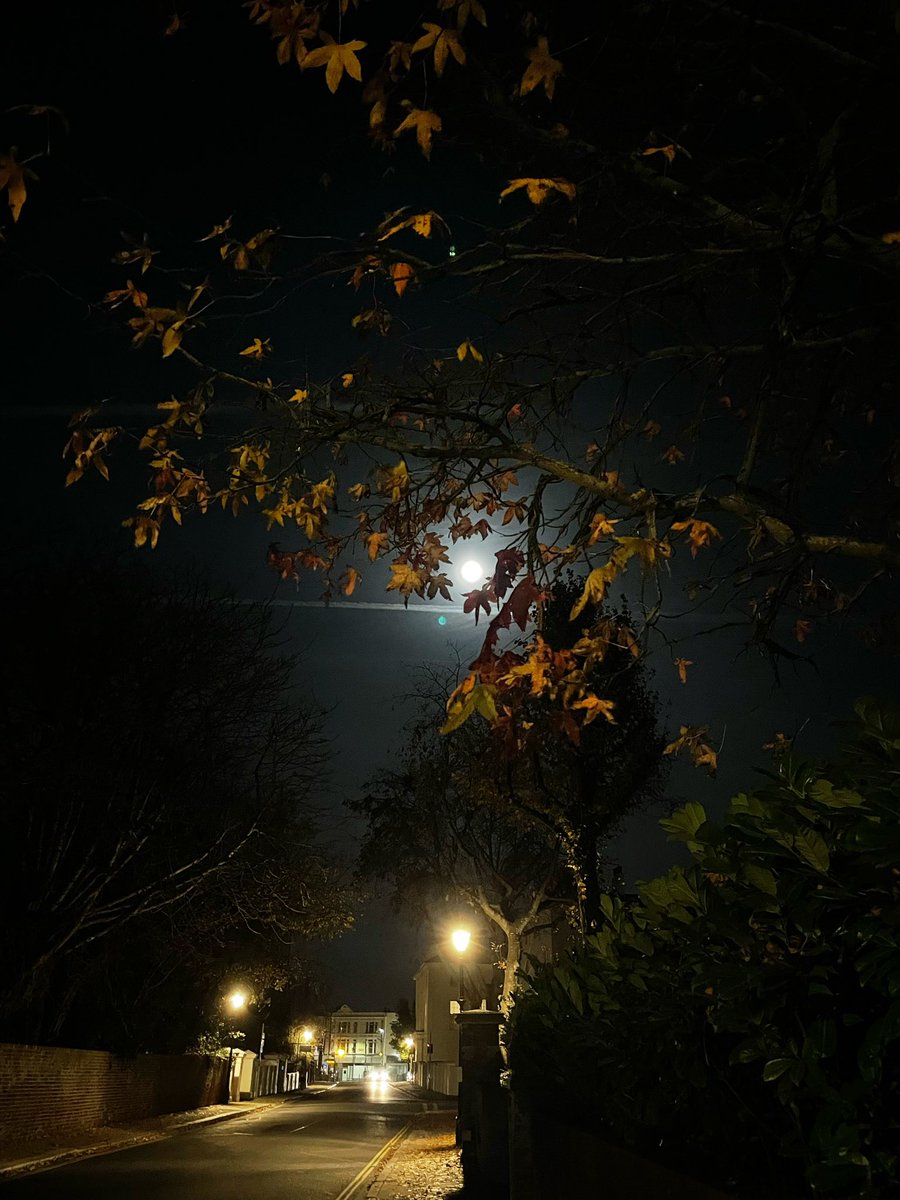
[[332, 1121, 413, 1200]]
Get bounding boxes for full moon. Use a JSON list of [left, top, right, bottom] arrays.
[[460, 559, 485, 584]]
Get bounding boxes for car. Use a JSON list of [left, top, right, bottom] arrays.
[[368, 1068, 388, 1082]]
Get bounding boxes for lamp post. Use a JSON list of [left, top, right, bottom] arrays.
[[301, 1027, 314, 1084], [403, 1035, 414, 1082], [223, 990, 247, 1105], [451, 928, 471, 1011], [450, 928, 471, 1149]]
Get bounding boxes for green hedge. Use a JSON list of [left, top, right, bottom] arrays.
[[508, 698, 900, 1198]]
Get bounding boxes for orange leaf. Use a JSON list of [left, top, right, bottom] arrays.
[[365, 531, 388, 561], [670, 518, 722, 557], [794, 619, 811, 643], [342, 566, 361, 595], [675, 657, 693, 684], [390, 262, 415, 296]]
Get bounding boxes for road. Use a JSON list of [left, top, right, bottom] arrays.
[[0, 1082, 443, 1200]]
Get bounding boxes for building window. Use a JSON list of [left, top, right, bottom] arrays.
[[352, 1022, 358, 1033], [338, 1039, 348, 1053], [337, 1021, 349, 1033], [366, 1039, 377, 1055], [365, 1020, 378, 1033]]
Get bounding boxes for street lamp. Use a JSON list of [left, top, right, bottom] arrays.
[[301, 1027, 314, 1083], [451, 928, 471, 1011], [223, 990, 247, 1105]]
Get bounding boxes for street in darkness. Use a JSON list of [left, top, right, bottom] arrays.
[[0, 1084, 439, 1200]]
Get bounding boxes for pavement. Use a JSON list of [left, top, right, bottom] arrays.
[[0, 1082, 466, 1200]]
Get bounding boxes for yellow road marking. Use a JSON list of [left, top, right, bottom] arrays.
[[332, 1121, 412, 1200]]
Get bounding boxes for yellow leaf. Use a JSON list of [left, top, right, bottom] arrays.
[[441, 680, 496, 734], [197, 217, 233, 242], [161, 324, 184, 358], [289, 388, 309, 403], [302, 34, 367, 93], [570, 563, 619, 620], [411, 23, 466, 76], [377, 208, 449, 241], [239, 337, 272, 360], [0, 150, 36, 222], [641, 144, 677, 162], [377, 460, 410, 502], [455, 0, 487, 29], [393, 107, 442, 159], [456, 338, 483, 363], [386, 559, 425, 599], [881, 230, 900, 244], [500, 177, 576, 206], [342, 372, 354, 388], [613, 536, 671, 569], [519, 37, 562, 100], [570, 694, 617, 725], [587, 512, 619, 544], [664, 724, 718, 776]]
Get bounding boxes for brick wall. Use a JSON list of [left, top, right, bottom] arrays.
[[0, 1043, 229, 1141]]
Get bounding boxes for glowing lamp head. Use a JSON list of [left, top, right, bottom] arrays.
[[404, 1036, 414, 1049], [336, 1048, 345, 1057], [459, 559, 484, 584], [227, 990, 247, 1012], [451, 928, 471, 954], [302, 1028, 313, 1043]]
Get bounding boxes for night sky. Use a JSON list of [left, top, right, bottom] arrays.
[[3, 1, 895, 1011]]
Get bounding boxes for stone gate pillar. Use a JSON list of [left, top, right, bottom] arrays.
[[456, 1010, 509, 1194]]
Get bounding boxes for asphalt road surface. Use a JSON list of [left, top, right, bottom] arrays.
[[0, 1082, 436, 1200]]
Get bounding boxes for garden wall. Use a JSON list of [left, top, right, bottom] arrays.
[[0, 1042, 228, 1141]]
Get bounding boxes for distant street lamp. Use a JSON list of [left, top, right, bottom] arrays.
[[300, 1027, 315, 1084]]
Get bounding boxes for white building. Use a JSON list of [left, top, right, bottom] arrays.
[[412, 956, 497, 1097], [323, 1005, 399, 1081]]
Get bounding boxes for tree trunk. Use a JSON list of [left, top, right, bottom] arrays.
[[500, 926, 523, 1015]]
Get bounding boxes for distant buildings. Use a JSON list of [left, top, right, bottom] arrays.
[[323, 1005, 399, 1081]]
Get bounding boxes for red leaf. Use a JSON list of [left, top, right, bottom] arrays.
[[463, 588, 493, 623], [490, 547, 525, 598]]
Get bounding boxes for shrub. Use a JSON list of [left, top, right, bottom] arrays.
[[508, 698, 900, 1197]]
